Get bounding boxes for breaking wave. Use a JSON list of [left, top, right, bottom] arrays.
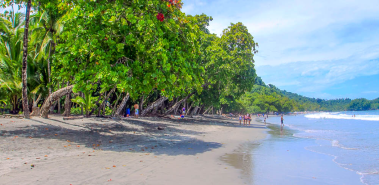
[[305, 113, 379, 121]]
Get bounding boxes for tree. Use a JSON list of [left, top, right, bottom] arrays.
[[21, 0, 32, 118], [49, 0, 203, 118], [194, 22, 258, 112], [29, 0, 67, 112], [348, 98, 371, 111], [0, 9, 25, 113]]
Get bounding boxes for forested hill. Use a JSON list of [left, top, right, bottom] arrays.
[[280, 90, 352, 111], [240, 77, 379, 113]]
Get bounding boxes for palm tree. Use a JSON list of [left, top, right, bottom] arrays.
[[21, 0, 32, 118], [0, 6, 45, 115], [0, 9, 25, 113], [29, 6, 66, 113]]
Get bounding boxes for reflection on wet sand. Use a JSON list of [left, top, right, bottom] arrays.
[[220, 142, 261, 184], [220, 123, 297, 184]]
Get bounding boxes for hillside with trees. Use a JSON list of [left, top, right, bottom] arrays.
[[237, 80, 378, 113]]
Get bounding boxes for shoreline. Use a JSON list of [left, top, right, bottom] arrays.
[[254, 115, 364, 185], [0, 115, 267, 185]]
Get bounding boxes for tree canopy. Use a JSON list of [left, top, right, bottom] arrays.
[[1, 0, 377, 117]]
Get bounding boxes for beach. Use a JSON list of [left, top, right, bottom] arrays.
[[0, 115, 266, 185]]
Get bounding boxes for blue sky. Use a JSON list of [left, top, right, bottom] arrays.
[[182, 0, 379, 100]]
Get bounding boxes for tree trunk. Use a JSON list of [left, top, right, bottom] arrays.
[[30, 94, 42, 116], [192, 106, 199, 116], [186, 102, 193, 116], [111, 93, 122, 116], [33, 94, 42, 107], [98, 86, 116, 116], [203, 106, 212, 115], [115, 93, 129, 117], [41, 85, 74, 118], [57, 83, 61, 114], [152, 104, 159, 115], [21, 0, 32, 118], [141, 96, 168, 116], [102, 92, 106, 115], [165, 92, 195, 114], [198, 105, 204, 114], [62, 82, 71, 116], [139, 95, 144, 112], [169, 98, 177, 108], [62, 93, 71, 117], [80, 92, 84, 115]]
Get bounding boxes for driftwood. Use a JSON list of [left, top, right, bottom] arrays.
[[63, 116, 83, 120]]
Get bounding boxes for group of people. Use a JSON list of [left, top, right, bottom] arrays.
[[239, 114, 252, 125], [237, 113, 284, 127], [256, 113, 269, 118]]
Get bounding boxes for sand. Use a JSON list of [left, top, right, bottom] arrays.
[[0, 115, 266, 185]]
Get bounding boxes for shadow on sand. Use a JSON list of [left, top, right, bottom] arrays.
[[1, 115, 264, 156]]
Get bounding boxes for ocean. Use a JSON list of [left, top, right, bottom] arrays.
[[224, 110, 379, 184]]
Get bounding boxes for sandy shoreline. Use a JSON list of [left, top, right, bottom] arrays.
[[0, 115, 266, 185]]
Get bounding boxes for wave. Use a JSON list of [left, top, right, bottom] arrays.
[[305, 113, 379, 121], [358, 169, 379, 176], [331, 140, 358, 150]]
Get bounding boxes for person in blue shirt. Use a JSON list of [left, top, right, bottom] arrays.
[[126, 107, 130, 117]]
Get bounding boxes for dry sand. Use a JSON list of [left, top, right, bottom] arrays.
[[0, 115, 266, 185]]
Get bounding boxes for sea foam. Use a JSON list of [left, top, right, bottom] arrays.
[[305, 113, 379, 121]]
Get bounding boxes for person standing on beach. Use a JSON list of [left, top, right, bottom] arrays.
[[264, 117, 266, 125], [134, 104, 139, 118], [281, 115, 284, 126], [126, 107, 130, 117], [248, 113, 251, 125], [239, 114, 242, 125]]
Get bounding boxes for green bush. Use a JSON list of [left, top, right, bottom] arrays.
[[70, 107, 82, 115], [104, 106, 112, 115]]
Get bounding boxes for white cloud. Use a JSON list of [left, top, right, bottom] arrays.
[[363, 91, 378, 94], [183, 0, 379, 66], [182, 0, 379, 99]]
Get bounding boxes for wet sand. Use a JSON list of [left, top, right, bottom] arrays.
[[222, 119, 363, 185], [0, 115, 266, 185]]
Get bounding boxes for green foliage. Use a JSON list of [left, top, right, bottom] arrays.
[[71, 90, 97, 116], [195, 20, 258, 110], [104, 106, 112, 116], [235, 77, 378, 113], [55, 0, 203, 100], [347, 98, 371, 111], [70, 107, 81, 115], [237, 85, 298, 114]]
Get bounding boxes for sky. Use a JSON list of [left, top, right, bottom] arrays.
[[182, 0, 379, 100]]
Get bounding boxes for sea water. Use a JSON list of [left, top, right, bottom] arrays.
[[250, 110, 379, 185]]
